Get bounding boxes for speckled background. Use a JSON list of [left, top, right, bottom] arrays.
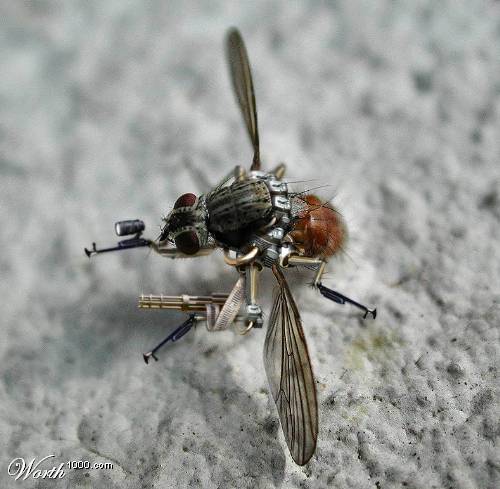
[[1, 1, 499, 488]]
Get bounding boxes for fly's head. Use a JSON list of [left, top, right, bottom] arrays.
[[159, 193, 208, 255]]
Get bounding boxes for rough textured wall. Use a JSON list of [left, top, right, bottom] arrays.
[[1, 1, 499, 488]]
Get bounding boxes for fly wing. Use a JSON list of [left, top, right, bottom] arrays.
[[263, 265, 318, 465], [225, 28, 261, 171]]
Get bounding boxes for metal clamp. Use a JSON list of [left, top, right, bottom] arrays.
[[223, 246, 259, 267], [237, 321, 254, 335]]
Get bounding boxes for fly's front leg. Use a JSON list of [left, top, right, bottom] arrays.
[[284, 254, 377, 319]]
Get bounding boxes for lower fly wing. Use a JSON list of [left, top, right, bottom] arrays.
[[263, 265, 318, 465]]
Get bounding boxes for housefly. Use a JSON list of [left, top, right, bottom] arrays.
[[85, 28, 376, 465]]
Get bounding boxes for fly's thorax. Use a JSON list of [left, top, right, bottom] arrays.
[[160, 193, 208, 255], [244, 173, 294, 267], [206, 179, 271, 232], [205, 177, 274, 249], [204, 171, 298, 266]]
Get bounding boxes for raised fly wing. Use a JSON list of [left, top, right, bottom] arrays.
[[263, 265, 318, 465], [225, 28, 261, 171]]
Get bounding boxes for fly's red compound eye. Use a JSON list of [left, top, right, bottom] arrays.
[[174, 193, 197, 208], [175, 230, 200, 255]]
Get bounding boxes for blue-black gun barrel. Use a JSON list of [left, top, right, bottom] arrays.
[[85, 237, 152, 258]]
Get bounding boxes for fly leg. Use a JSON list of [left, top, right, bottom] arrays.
[[283, 254, 377, 319], [313, 260, 377, 319], [271, 162, 286, 179], [143, 314, 196, 364], [316, 283, 377, 319], [241, 262, 263, 331], [234, 165, 247, 181]]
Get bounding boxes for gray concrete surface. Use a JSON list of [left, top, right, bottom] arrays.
[[1, 1, 499, 488]]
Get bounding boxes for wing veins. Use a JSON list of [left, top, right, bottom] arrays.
[[263, 265, 318, 465]]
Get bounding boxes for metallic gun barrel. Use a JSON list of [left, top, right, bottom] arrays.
[[138, 293, 229, 311]]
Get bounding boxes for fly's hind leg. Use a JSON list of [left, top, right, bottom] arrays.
[[284, 254, 377, 319], [313, 260, 377, 319], [317, 283, 377, 319]]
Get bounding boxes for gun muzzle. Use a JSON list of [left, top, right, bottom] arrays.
[[115, 219, 145, 237]]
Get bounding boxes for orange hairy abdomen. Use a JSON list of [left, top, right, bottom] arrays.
[[290, 194, 347, 259]]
